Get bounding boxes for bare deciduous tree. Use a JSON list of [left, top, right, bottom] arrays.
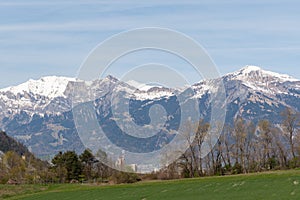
[[281, 108, 299, 160]]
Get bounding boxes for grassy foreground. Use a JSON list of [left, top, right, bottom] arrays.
[[2, 170, 300, 200]]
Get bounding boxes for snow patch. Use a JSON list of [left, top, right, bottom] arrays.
[[0, 76, 76, 98]]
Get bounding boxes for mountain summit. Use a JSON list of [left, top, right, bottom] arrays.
[[0, 66, 299, 157], [228, 65, 298, 83], [0, 76, 76, 98]]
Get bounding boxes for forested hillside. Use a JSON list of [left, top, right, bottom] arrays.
[[0, 131, 30, 156]]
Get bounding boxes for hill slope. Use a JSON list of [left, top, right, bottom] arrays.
[[0, 131, 30, 156]]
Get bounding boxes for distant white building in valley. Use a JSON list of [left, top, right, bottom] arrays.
[[0, 150, 4, 161], [129, 164, 138, 173]]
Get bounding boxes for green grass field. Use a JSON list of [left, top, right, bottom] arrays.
[[2, 170, 300, 200]]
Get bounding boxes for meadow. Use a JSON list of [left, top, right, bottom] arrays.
[[2, 170, 300, 200]]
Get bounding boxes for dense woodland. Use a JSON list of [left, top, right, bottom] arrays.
[[1, 108, 300, 184]]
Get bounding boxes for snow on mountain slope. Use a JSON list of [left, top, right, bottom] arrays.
[[126, 80, 157, 91], [229, 65, 298, 82], [225, 65, 300, 96], [2, 66, 300, 157], [0, 76, 78, 121], [0, 75, 176, 121], [0, 76, 76, 98], [1, 66, 299, 118], [192, 79, 217, 98]]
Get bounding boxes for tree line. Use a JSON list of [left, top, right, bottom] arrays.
[[0, 148, 139, 184], [158, 108, 300, 179]]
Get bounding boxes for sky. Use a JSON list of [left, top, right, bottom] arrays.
[[0, 0, 300, 88]]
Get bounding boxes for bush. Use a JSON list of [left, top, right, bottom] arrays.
[[288, 158, 299, 169], [110, 171, 140, 184], [232, 163, 243, 174]]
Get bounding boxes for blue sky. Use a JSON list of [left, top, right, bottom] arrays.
[[0, 0, 299, 88]]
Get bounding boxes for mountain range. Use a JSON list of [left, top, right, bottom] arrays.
[[1, 66, 299, 159]]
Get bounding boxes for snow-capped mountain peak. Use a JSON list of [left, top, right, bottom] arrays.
[[240, 65, 262, 73], [220, 65, 300, 98], [2, 66, 300, 158], [0, 76, 77, 118], [0, 66, 299, 120], [0, 76, 76, 98], [126, 80, 166, 92], [228, 65, 299, 83]]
